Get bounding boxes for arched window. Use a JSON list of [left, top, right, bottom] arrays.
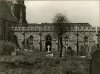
[[25, 35, 33, 48], [28, 35, 33, 45], [65, 36, 68, 40], [45, 35, 52, 51], [46, 35, 52, 42], [84, 36, 88, 42], [80, 45, 86, 56]]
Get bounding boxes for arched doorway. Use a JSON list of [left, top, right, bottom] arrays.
[[26, 35, 34, 49], [45, 35, 52, 51], [83, 36, 89, 55], [80, 45, 86, 56], [80, 45, 89, 56], [67, 46, 74, 56]]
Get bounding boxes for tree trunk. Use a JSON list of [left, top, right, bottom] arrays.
[[59, 35, 63, 57]]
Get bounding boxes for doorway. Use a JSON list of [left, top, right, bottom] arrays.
[[45, 35, 52, 51]]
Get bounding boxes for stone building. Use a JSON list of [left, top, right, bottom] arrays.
[[0, 0, 27, 43], [12, 23, 98, 56], [0, 1, 17, 41]]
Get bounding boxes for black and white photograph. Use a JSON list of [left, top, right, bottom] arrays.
[[0, 0, 100, 74]]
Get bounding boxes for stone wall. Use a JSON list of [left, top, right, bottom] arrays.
[[15, 30, 95, 55]]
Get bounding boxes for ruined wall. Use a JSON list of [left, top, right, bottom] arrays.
[[13, 23, 97, 55], [15, 30, 95, 55]]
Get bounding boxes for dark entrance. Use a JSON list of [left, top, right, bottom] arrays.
[[45, 35, 52, 51]]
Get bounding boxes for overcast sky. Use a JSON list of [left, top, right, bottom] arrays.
[[25, 1, 100, 27]]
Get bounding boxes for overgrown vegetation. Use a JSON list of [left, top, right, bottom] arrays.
[[0, 41, 16, 55], [0, 50, 90, 74], [0, 41, 90, 74]]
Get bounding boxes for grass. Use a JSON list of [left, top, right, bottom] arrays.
[[0, 41, 90, 74], [0, 51, 90, 74]]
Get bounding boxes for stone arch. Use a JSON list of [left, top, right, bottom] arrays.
[[83, 36, 89, 55], [80, 45, 86, 56], [84, 36, 88, 42], [67, 46, 75, 56], [45, 34, 52, 51], [26, 35, 34, 48]]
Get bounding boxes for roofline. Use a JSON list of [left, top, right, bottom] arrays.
[[28, 23, 90, 25], [27, 23, 91, 27]]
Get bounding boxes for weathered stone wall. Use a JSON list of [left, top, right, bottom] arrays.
[[12, 23, 98, 55], [15, 30, 95, 55]]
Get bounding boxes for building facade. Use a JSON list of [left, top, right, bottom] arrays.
[[12, 23, 99, 56]]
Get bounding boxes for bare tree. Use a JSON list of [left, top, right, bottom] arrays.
[[53, 13, 69, 57]]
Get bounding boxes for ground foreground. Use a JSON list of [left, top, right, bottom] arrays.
[[0, 50, 90, 74]]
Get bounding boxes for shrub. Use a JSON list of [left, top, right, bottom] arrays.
[[0, 41, 16, 55]]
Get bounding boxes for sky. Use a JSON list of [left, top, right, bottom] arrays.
[[25, 1, 100, 27]]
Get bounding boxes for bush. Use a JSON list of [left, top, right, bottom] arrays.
[[0, 41, 16, 55]]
